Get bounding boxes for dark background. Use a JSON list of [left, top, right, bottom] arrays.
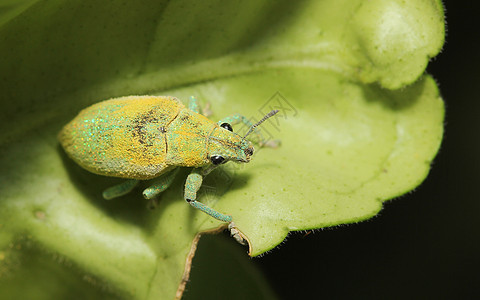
[[255, 1, 479, 299]]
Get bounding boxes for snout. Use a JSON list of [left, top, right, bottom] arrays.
[[243, 145, 254, 161]]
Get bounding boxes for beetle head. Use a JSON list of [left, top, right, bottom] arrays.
[[206, 110, 279, 167], [207, 126, 254, 166]]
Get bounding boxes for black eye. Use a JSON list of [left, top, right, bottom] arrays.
[[210, 155, 226, 165], [245, 147, 254, 156], [220, 123, 233, 132]]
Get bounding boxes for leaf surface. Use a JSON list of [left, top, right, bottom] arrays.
[[0, 0, 444, 299]]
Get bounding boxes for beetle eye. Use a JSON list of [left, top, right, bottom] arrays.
[[210, 155, 226, 165], [245, 147, 254, 156], [220, 123, 233, 132]]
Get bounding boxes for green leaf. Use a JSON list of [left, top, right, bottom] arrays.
[[0, 0, 444, 299]]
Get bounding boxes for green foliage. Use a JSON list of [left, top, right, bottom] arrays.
[[0, 0, 444, 299]]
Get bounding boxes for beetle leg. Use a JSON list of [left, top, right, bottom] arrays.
[[218, 113, 281, 148], [102, 179, 139, 200], [217, 114, 269, 145], [228, 222, 247, 245], [142, 168, 179, 199], [188, 96, 201, 114], [184, 168, 232, 222], [189, 96, 212, 117]]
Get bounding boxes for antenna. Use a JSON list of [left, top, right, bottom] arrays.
[[243, 110, 279, 139]]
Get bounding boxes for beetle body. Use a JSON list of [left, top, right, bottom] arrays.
[[59, 95, 277, 223], [59, 96, 253, 180]]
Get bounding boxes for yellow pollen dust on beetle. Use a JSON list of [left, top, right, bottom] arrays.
[[59, 95, 278, 226]]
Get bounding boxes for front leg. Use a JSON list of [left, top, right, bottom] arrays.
[[217, 114, 272, 146], [184, 168, 232, 222], [188, 96, 212, 117], [188, 96, 201, 114]]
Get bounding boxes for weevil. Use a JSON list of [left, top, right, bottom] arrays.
[[58, 95, 278, 223]]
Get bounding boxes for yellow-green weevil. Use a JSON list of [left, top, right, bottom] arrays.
[[58, 95, 278, 223]]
